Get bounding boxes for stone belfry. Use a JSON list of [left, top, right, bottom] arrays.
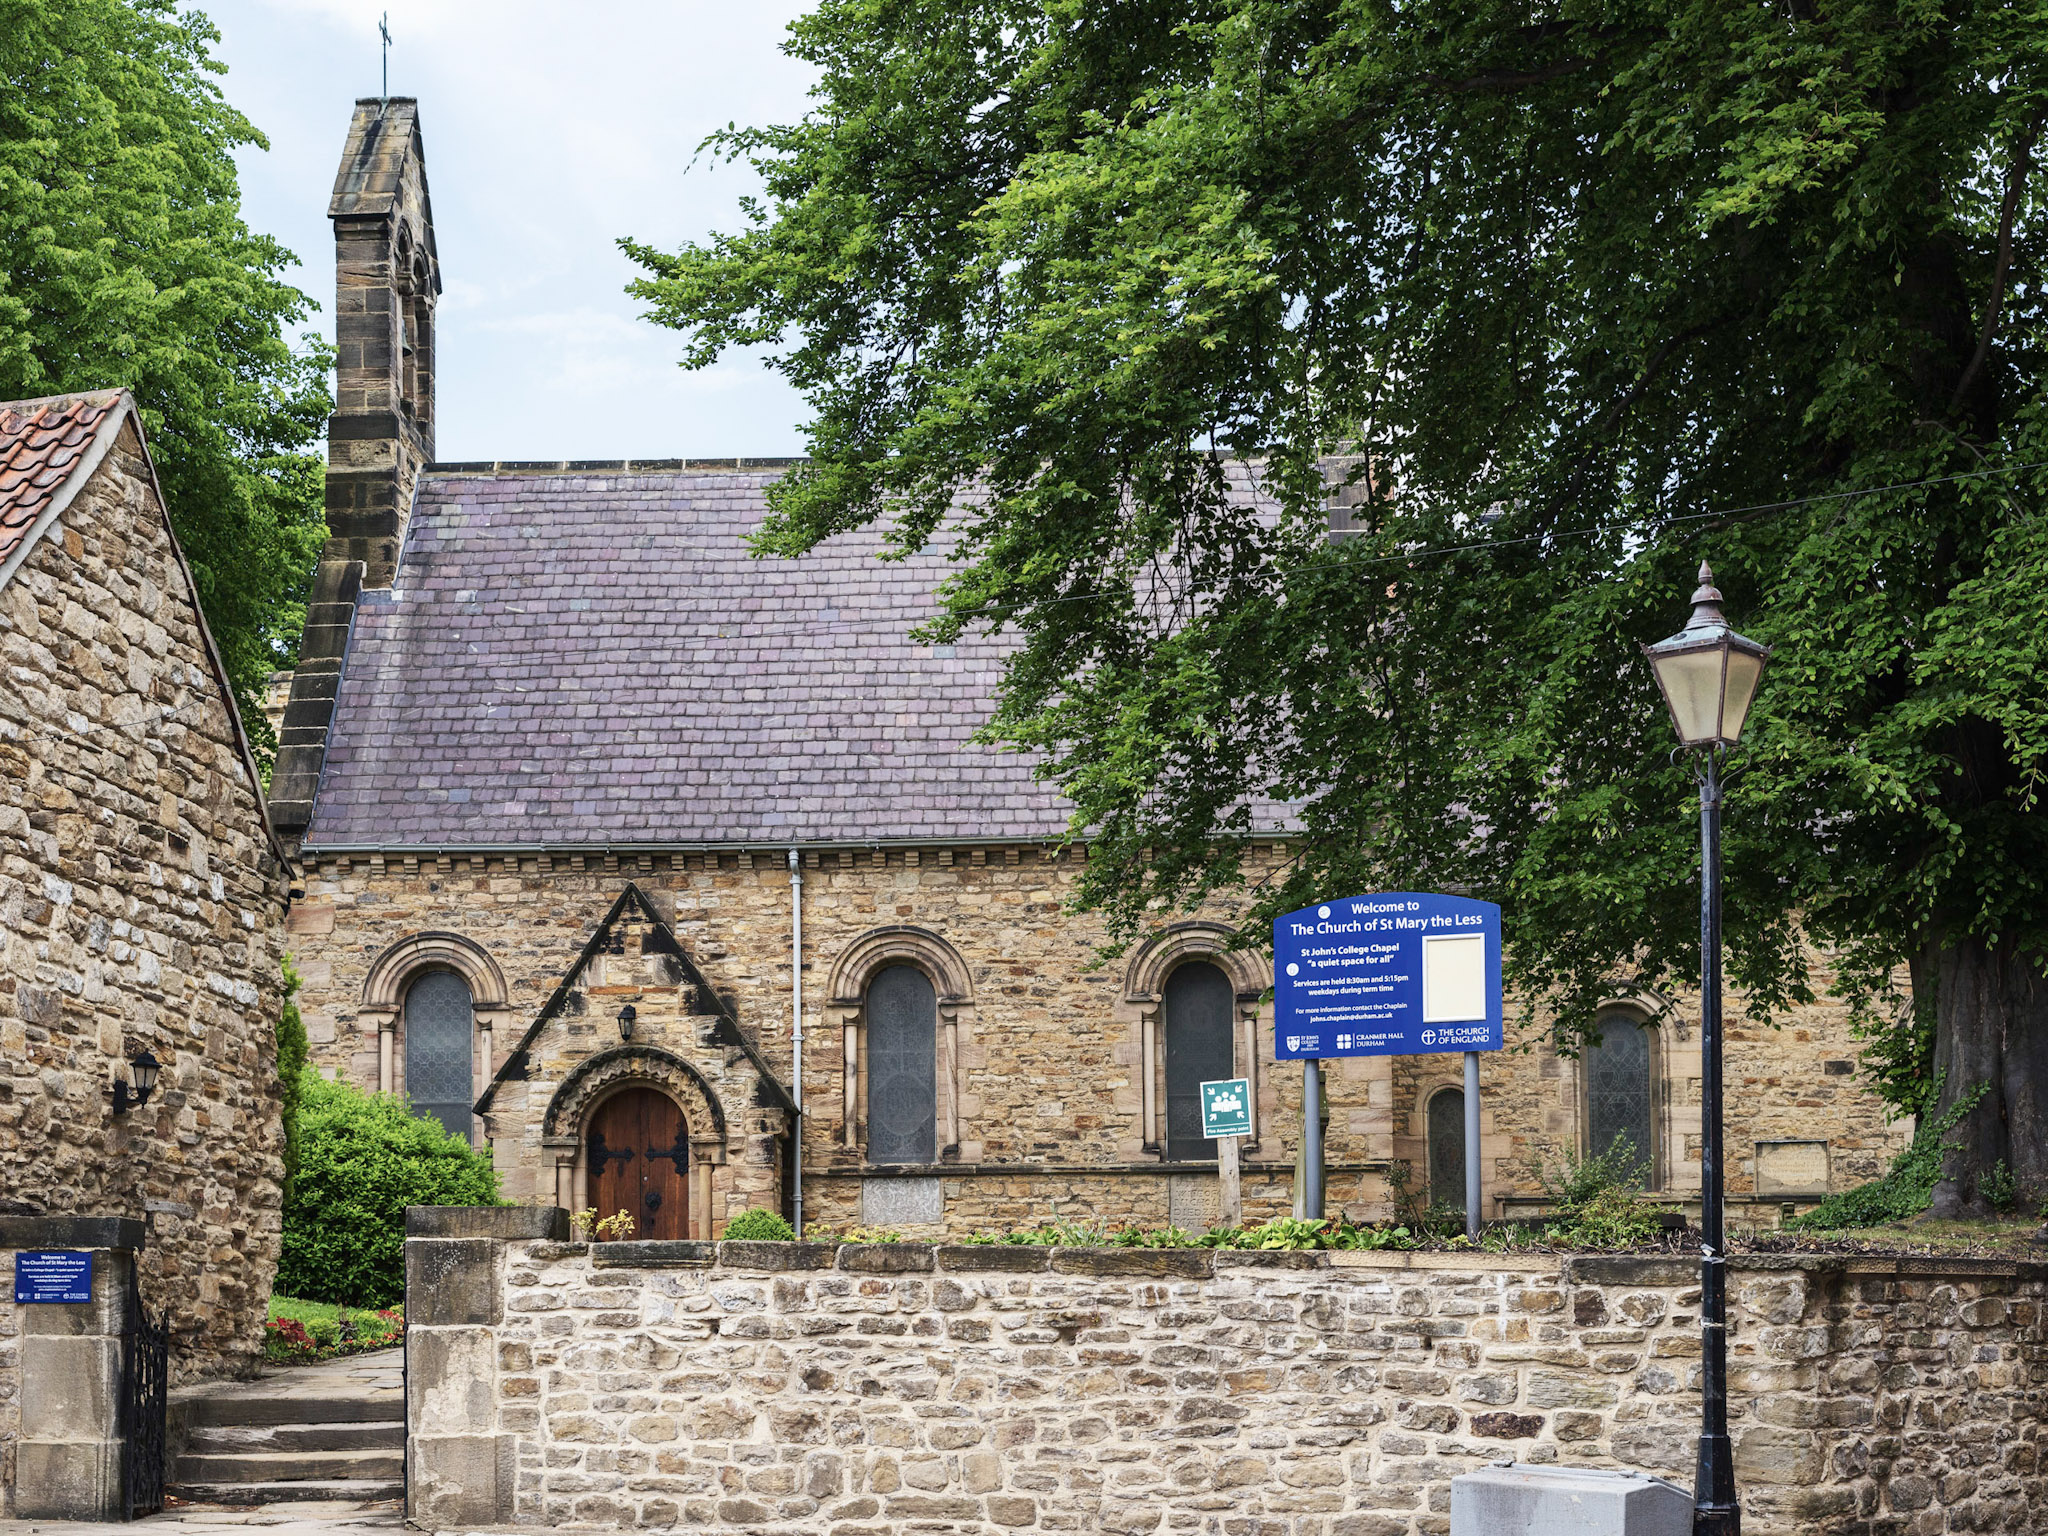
[[271, 98, 440, 840]]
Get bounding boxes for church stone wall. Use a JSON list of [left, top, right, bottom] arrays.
[[407, 1233, 2048, 1535], [0, 426, 290, 1381], [291, 848, 1901, 1236]]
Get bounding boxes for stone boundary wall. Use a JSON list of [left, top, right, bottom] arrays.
[[406, 1216, 2048, 1535]]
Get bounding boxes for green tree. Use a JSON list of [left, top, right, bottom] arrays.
[[629, 2, 2048, 1215], [0, 0, 330, 759], [279, 1073, 501, 1308]]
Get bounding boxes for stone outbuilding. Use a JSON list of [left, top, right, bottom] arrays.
[[0, 389, 291, 1384]]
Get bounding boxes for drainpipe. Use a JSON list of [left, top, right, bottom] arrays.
[[788, 849, 805, 1237]]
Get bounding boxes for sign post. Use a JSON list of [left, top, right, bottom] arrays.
[[1199, 1077, 1252, 1230], [1274, 892, 1503, 1236]]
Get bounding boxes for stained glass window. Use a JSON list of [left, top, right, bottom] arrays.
[[1585, 1012, 1656, 1188], [1164, 961, 1235, 1161], [405, 969, 473, 1139], [1428, 1087, 1466, 1210], [866, 964, 937, 1164]]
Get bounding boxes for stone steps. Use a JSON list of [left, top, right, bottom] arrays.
[[183, 1419, 404, 1454], [168, 1478, 405, 1506], [174, 1448, 405, 1485], [179, 1393, 400, 1427], [166, 1346, 406, 1509]]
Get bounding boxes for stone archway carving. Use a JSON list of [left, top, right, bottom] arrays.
[[358, 931, 513, 1107], [825, 927, 975, 1159], [544, 1045, 728, 1145], [542, 1046, 731, 1236], [1123, 921, 1270, 1153]]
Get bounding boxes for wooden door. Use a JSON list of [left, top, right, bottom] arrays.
[[586, 1088, 689, 1240]]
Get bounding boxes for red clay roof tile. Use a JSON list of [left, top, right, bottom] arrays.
[[0, 391, 123, 570]]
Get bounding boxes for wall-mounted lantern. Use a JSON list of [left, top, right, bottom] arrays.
[[110, 1048, 162, 1116], [616, 1004, 637, 1042]]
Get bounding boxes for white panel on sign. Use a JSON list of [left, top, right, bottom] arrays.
[[1421, 934, 1486, 1023]]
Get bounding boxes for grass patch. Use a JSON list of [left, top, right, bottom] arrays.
[[264, 1294, 405, 1364]]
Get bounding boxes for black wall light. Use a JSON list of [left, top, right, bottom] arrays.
[[616, 1004, 637, 1042], [110, 1048, 161, 1116]]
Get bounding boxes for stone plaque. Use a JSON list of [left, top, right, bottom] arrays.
[[1755, 1139, 1830, 1198], [1167, 1173, 1219, 1229], [861, 1176, 942, 1228]]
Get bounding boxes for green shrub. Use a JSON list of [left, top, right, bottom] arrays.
[[722, 1208, 796, 1241], [278, 1071, 502, 1306], [1538, 1134, 1652, 1205], [1528, 1135, 1672, 1248], [275, 958, 309, 1201], [1789, 1079, 1987, 1231]]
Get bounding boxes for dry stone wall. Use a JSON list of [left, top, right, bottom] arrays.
[[406, 1223, 2048, 1535], [0, 424, 290, 1381]]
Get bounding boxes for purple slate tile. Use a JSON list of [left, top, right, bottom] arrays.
[[303, 466, 1290, 848]]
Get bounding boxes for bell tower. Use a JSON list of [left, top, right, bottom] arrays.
[[271, 98, 440, 840]]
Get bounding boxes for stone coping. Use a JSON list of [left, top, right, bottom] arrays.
[[0, 1215, 146, 1251], [405, 1204, 569, 1240], [481, 1233, 2048, 1284]]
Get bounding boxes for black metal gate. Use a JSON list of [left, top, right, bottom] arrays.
[[121, 1265, 168, 1520]]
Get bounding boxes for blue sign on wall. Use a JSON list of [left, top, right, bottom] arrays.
[[1273, 892, 1503, 1059], [14, 1250, 93, 1304]]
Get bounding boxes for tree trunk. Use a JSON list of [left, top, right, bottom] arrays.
[[1926, 935, 2048, 1216]]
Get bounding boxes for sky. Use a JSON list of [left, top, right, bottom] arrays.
[[201, 0, 817, 461]]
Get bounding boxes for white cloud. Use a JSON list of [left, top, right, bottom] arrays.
[[201, 0, 817, 458]]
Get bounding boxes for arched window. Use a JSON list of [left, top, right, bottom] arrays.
[[865, 964, 936, 1164], [1585, 1011, 1657, 1188], [1427, 1087, 1466, 1210], [405, 969, 473, 1139], [1163, 961, 1235, 1161]]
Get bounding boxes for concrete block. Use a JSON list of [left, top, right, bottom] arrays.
[[408, 1326, 499, 1436], [405, 1238, 500, 1325], [1451, 1463, 1691, 1534], [591, 1239, 716, 1268], [0, 1216, 145, 1251], [409, 1433, 515, 1527], [17, 1248, 131, 1336], [13, 1437, 124, 1520], [406, 1205, 568, 1240], [19, 1336, 119, 1437]]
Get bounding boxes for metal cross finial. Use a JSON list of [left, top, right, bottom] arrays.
[[379, 12, 391, 107]]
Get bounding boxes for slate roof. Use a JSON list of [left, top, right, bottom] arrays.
[[307, 467, 1104, 848], [0, 391, 123, 578]]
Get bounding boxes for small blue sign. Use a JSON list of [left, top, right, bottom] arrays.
[[1273, 892, 1503, 1059], [14, 1250, 93, 1304]]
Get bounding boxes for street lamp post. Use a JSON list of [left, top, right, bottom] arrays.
[[1641, 562, 1771, 1536]]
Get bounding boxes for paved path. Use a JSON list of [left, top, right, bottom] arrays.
[[0, 1498, 400, 1536], [170, 1348, 404, 1414]]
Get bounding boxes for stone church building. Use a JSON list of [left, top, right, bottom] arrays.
[[276, 100, 1907, 1241]]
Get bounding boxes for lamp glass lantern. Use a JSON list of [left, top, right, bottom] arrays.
[[112, 1047, 162, 1115], [616, 1003, 637, 1041], [1641, 563, 1772, 748]]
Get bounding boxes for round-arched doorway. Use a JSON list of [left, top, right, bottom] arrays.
[[585, 1087, 691, 1240]]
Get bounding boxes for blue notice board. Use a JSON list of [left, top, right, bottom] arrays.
[[14, 1249, 93, 1304], [1273, 892, 1502, 1059]]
